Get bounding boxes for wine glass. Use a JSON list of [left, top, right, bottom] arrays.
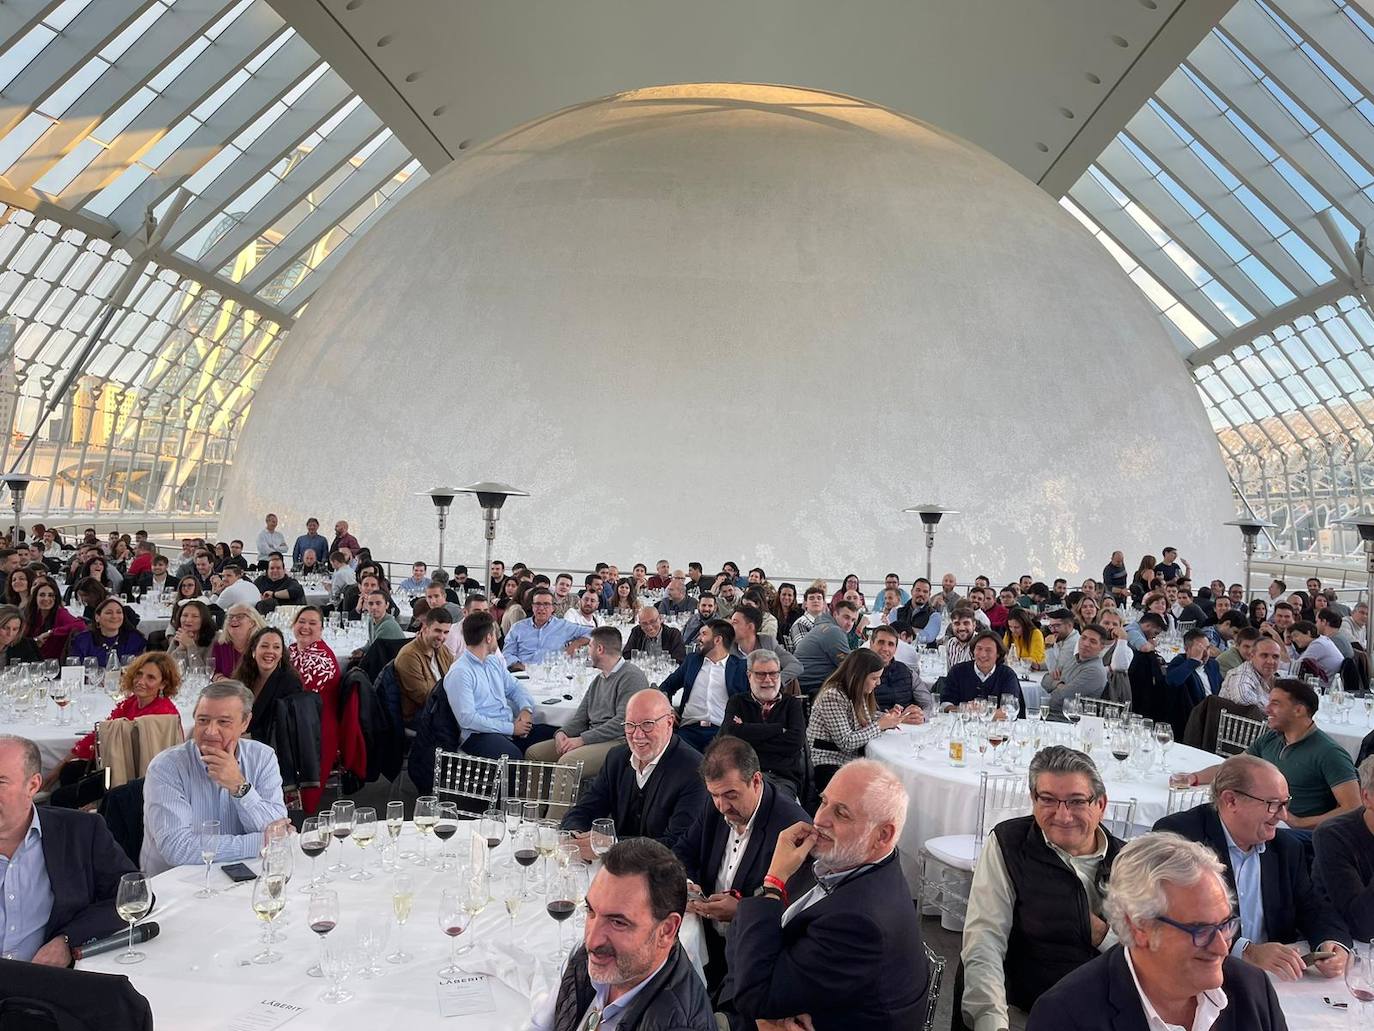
[[513, 821, 539, 899], [481, 809, 505, 853], [504, 797, 523, 845], [388, 871, 414, 964], [350, 806, 377, 880], [504, 869, 524, 936], [306, 888, 339, 979], [250, 872, 287, 964], [329, 800, 354, 873], [537, 819, 559, 893], [438, 887, 472, 977], [590, 818, 616, 859], [460, 873, 487, 955], [300, 815, 329, 891], [356, 914, 388, 978], [1346, 941, 1373, 1020], [1154, 722, 1174, 772], [385, 798, 405, 853], [1110, 719, 1132, 778], [413, 795, 437, 866], [546, 864, 577, 964], [195, 820, 220, 898], [1062, 696, 1082, 729], [50, 678, 70, 726], [432, 801, 459, 871], [115, 872, 151, 964]]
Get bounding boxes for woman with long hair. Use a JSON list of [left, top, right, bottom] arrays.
[[42, 651, 182, 797], [23, 576, 83, 659], [1248, 598, 1269, 627], [232, 626, 302, 741], [830, 573, 866, 611], [0, 604, 39, 666], [770, 582, 803, 641], [169, 598, 216, 668], [806, 648, 905, 791], [1003, 607, 1046, 667], [63, 555, 113, 603], [66, 596, 146, 664], [611, 577, 639, 621], [1071, 595, 1100, 631], [213, 603, 266, 677], [2, 565, 31, 610], [175, 574, 202, 602], [1130, 554, 1157, 605]]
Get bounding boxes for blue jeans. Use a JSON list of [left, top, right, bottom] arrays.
[[461, 724, 557, 760]]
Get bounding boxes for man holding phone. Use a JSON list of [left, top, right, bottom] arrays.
[[142, 680, 288, 876]]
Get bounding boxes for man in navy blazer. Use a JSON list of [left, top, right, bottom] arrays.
[[1153, 754, 1350, 979], [1163, 629, 1222, 737], [660, 619, 749, 751], [720, 759, 929, 1031], [673, 736, 810, 995], [0, 735, 136, 965], [561, 689, 706, 858], [1028, 832, 1288, 1030]]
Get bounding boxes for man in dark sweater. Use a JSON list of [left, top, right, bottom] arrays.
[[719, 651, 807, 797], [1313, 755, 1374, 942]]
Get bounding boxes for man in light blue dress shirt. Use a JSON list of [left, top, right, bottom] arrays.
[[503, 588, 591, 670], [446, 611, 555, 760], [142, 680, 288, 877]]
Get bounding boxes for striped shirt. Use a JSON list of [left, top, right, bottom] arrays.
[[141, 738, 287, 876]]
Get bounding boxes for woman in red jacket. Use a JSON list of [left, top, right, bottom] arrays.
[[23, 576, 84, 660], [289, 606, 364, 814]]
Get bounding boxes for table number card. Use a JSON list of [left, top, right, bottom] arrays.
[[223, 998, 305, 1031], [437, 973, 496, 1017]]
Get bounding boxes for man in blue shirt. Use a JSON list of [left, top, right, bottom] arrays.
[[503, 587, 591, 671], [446, 611, 556, 759], [291, 517, 329, 569], [142, 681, 289, 876], [398, 560, 431, 594]]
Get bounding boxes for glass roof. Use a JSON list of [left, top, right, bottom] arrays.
[[0, 0, 424, 517]]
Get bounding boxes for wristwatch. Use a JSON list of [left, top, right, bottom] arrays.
[[231, 780, 251, 799]]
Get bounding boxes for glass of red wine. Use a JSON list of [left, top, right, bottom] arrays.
[[513, 821, 539, 900], [300, 815, 329, 892], [1347, 941, 1373, 1019], [481, 809, 505, 853], [433, 801, 459, 871], [438, 887, 472, 977], [546, 865, 577, 965], [306, 888, 339, 979]]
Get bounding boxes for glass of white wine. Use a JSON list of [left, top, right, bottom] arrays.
[[385, 799, 406, 859], [350, 806, 377, 881], [388, 871, 414, 964], [251, 873, 287, 964], [115, 872, 152, 964], [413, 795, 437, 867], [590, 818, 616, 860], [536, 819, 559, 894]]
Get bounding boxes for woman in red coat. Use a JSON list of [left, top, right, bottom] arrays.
[[288, 606, 365, 813], [23, 576, 84, 660]]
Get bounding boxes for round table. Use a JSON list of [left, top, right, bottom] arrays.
[[1314, 704, 1373, 761], [1273, 964, 1365, 1030], [83, 823, 705, 1030], [18, 697, 196, 771], [866, 722, 1218, 894]]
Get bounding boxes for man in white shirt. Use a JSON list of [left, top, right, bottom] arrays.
[[1026, 833, 1289, 1031], [214, 563, 260, 610], [327, 549, 355, 602], [661, 619, 741, 752], [254, 514, 285, 566], [564, 589, 604, 629], [1290, 620, 1343, 682]]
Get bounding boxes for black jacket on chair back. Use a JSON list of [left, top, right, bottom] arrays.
[[992, 814, 1125, 1012]]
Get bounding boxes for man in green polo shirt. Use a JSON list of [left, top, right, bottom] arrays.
[[1188, 677, 1359, 830]]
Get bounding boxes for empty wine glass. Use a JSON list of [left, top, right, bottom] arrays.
[[114, 872, 151, 964], [356, 914, 388, 978], [320, 937, 356, 1004], [1154, 722, 1174, 771], [590, 818, 616, 859], [195, 820, 219, 898]]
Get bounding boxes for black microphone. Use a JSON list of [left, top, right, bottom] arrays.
[[73, 922, 160, 960]]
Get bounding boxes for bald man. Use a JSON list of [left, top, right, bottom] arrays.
[[561, 689, 707, 858]]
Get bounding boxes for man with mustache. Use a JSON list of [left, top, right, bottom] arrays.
[[720, 759, 929, 1030]]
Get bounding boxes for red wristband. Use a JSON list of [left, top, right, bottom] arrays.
[[763, 875, 788, 903]]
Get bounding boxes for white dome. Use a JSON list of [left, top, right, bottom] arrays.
[[222, 83, 1235, 580]]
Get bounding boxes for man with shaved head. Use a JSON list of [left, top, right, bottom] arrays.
[[561, 689, 707, 859]]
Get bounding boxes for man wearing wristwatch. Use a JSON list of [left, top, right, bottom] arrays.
[[142, 680, 289, 876], [719, 758, 929, 1031]]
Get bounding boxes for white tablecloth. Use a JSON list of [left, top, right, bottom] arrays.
[[866, 724, 1217, 894], [1314, 705, 1373, 761], [1273, 964, 1364, 1030], [84, 824, 705, 1030], [18, 698, 196, 771]]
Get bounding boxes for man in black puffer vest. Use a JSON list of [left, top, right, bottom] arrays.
[[957, 745, 1126, 1031], [527, 838, 713, 1031]]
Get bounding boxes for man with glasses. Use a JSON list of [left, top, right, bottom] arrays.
[[503, 587, 591, 672], [719, 650, 808, 798], [1027, 832, 1288, 1030], [1153, 754, 1349, 981], [562, 689, 707, 859], [960, 746, 1126, 1031]]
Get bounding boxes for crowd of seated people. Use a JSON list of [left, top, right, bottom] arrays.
[[6, 523, 1374, 1031]]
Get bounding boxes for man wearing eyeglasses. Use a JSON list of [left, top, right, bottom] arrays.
[[503, 588, 591, 672], [960, 746, 1126, 1031], [1153, 754, 1349, 981], [1027, 832, 1288, 1030], [561, 689, 707, 861]]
